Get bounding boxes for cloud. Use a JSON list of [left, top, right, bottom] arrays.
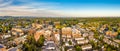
[[0, 0, 13, 7], [0, 0, 65, 17], [17, 0, 34, 2], [0, 0, 120, 17], [0, 5, 67, 17]]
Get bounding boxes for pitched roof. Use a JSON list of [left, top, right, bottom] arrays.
[[0, 45, 4, 48]]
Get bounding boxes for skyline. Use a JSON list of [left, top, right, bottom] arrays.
[[0, 0, 120, 17]]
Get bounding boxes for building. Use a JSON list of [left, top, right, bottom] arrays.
[[1, 34, 11, 39], [28, 29, 36, 35], [48, 25, 53, 30], [62, 27, 72, 35], [43, 41, 56, 50], [14, 35, 27, 45], [44, 30, 52, 39], [53, 29, 59, 34], [11, 28, 24, 36], [75, 37, 89, 45], [34, 30, 44, 41], [0, 44, 5, 51], [54, 21, 60, 26], [54, 34, 60, 41], [32, 23, 43, 29], [106, 31, 118, 37], [81, 44, 92, 51], [83, 33, 89, 38], [72, 28, 81, 38], [8, 47, 19, 51]]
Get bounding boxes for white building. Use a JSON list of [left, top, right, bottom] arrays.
[[81, 44, 92, 51], [1, 34, 11, 39]]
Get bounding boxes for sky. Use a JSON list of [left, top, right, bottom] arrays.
[[0, 0, 120, 17]]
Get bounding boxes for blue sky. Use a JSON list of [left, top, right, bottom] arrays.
[[0, 0, 120, 17]]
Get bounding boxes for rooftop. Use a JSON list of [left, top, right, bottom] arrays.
[[0, 45, 4, 48]]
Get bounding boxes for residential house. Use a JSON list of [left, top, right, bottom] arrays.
[[1, 34, 11, 39], [43, 41, 56, 50], [34, 30, 44, 41], [11, 27, 24, 36], [106, 31, 118, 37], [0, 44, 5, 51], [32, 23, 43, 29], [81, 44, 92, 51], [72, 28, 81, 38], [14, 35, 27, 45], [75, 37, 89, 45]]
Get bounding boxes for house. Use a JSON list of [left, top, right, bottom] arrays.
[[65, 42, 70, 46], [46, 43, 55, 50], [113, 39, 120, 43], [54, 34, 60, 41], [89, 32, 94, 35], [54, 21, 60, 26], [75, 37, 89, 45], [44, 41, 55, 50], [53, 29, 59, 34], [14, 35, 27, 45], [47, 25, 53, 30], [106, 31, 118, 37], [66, 45, 75, 51], [8, 47, 19, 51], [44, 30, 52, 38], [75, 37, 84, 41], [77, 40, 89, 45], [12, 28, 23, 32], [0, 44, 5, 51], [28, 29, 36, 35], [81, 44, 92, 51], [32, 23, 43, 29], [44, 40, 55, 46], [72, 34, 81, 38], [34, 30, 44, 41], [62, 27, 72, 41], [11, 28, 24, 36], [72, 28, 81, 38], [83, 33, 89, 37], [1, 34, 11, 39], [62, 27, 72, 35], [72, 29, 81, 35]]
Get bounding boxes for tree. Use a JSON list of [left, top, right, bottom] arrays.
[[116, 33, 120, 39], [23, 42, 31, 51], [64, 46, 68, 51], [22, 35, 37, 51], [27, 35, 36, 44], [36, 35, 45, 47], [68, 41, 72, 45], [0, 28, 2, 32], [106, 47, 112, 51], [75, 46, 82, 51]]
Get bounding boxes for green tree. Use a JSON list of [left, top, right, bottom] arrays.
[[106, 47, 112, 51], [27, 35, 36, 44], [36, 35, 45, 47], [75, 46, 82, 51], [64, 46, 68, 51], [116, 33, 120, 39], [68, 41, 72, 45]]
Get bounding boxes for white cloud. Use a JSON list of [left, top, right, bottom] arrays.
[[0, 1, 66, 17], [62, 10, 120, 17], [0, 0, 120, 17], [0, 0, 13, 7], [0, 5, 67, 17]]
